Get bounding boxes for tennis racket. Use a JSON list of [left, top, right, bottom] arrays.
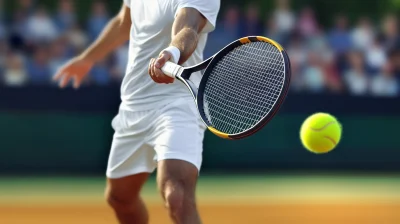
[[161, 36, 291, 140]]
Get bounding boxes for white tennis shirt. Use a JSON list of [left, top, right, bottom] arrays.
[[121, 0, 220, 111]]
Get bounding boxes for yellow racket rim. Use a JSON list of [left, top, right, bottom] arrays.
[[256, 36, 284, 51], [208, 127, 230, 139], [240, 36, 283, 52]]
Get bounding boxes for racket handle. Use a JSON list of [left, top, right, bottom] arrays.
[[161, 61, 182, 78]]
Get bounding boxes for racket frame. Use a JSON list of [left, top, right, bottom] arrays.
[[163, 36, 291, 140]]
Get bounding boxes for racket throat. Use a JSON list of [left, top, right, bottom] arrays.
[[178, 77, 198, 99]]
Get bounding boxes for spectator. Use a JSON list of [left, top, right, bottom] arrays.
[[0, 20, 5, 40], [265, 16, 281, 44], [273, 0, 295, 45], [207, 6, 241, 56], [366, 36, 387, 73], [220, 6, 241, 39], [0, 39, 7, 75], [49, 37, 71, 75], [351, 17, 374, 51], [274, 0, 295, 34], [344, 51, 369, 95], [26, 6, 58, 42], [55, 0, 77, 32], [87, 1, 109, 41], [303, 51, 325, 93], [323, 54, 343, 93], [2, 53, 28, 86], [381, 14, 399, 51], [17, 0, 35, 15], [308, 29, 333, 65], [9, 10, 29, 50], [240, 4, 263, 37], [287, 35, 307, 68], [288, 60, 303, 92], [328, 15, 352, 54], [26, 46, 51, 85], [297, 7, 318, 38], [388, 41, 400, 82], [66, 23, 89, 53], [371, 63, 398, 97]]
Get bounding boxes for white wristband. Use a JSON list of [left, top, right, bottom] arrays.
[[163, 46, 181, 64]]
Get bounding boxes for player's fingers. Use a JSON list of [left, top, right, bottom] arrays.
[[153, 67, 163, 83], [154, 69, 165, 84], [149, 58, 160, 83], [149, 58, 173, 84], [150, 59, 162, 83], [163, 75, 174, 84], [53, 68, 67, 81], [150, 57, 174, 84], [148, 58, 154, 77], [59, 73, 72, 88], [155, 52, 172, 69], [73, 75, 83, 89], [159, 71, 174, 84], [154, 68, 174, 84]]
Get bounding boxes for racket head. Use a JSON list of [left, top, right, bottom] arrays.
[[196, 36, 291, 140]]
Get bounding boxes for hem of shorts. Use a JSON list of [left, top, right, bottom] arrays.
[[106, 166, 155, 179], [157, 152, 202, 172]]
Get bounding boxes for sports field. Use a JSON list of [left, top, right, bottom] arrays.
[[1, 174, 400, 224]]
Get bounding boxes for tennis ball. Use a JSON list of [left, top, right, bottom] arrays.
[[300, 113, 342, 154]]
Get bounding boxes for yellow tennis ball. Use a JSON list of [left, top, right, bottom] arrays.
[[300, 113, 342, 154]]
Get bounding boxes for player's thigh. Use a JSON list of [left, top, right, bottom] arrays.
[[107, 110, 157, 179], [150, 98, 206, 171]]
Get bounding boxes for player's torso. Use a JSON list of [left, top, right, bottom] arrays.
[[121, 0, 207, 112], [127, 0, 175, 74], [130, 0, 174, 37]]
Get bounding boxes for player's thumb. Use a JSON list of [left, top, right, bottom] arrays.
[[155, 52, 172, 69]]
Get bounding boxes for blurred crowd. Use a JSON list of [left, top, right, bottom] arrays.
[[208, 0, 400, 97], [1, 0, 400, 97], [0, 0, 127, 87]]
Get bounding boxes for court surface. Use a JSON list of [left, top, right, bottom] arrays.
[[1, 174, 400, 224]]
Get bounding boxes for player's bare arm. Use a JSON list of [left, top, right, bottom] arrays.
[[148, 8, 207, 84], [54, 3, 131, 88]]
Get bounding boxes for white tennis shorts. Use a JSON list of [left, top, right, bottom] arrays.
[[106, 97, 206, 179]]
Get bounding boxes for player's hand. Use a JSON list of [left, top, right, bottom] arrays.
[[148, 51, 175, 84], [53, 56, 94, 89]]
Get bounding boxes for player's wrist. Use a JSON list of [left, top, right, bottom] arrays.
[[163, 46, 181, 64], [78, 53, 96, 64]]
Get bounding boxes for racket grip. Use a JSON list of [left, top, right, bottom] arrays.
[[161, 61, 182, 78]]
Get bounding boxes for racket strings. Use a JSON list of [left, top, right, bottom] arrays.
[[203, 41, 285, 134]]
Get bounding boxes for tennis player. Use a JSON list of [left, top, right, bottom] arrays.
[[54, 0, 220, 223]]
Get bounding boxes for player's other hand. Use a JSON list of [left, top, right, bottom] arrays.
[[148, 51, 175, 84], [53, 56, 94, 89]]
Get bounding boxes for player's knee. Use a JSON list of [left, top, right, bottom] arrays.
[[166, 189, 184, 213], [106, 190, 137, 214], [161, 180, 195, 217], [163, 184, 185, 216]]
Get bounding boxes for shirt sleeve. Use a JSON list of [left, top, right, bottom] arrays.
[[123, 0, 130, 7], [175, 0, 220, 33]]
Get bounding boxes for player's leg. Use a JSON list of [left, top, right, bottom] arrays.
[[148, 98, 205, 224], [157, 159, 201, 224], [106, 110, 157, 224], [106, 174, 150, 224]]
